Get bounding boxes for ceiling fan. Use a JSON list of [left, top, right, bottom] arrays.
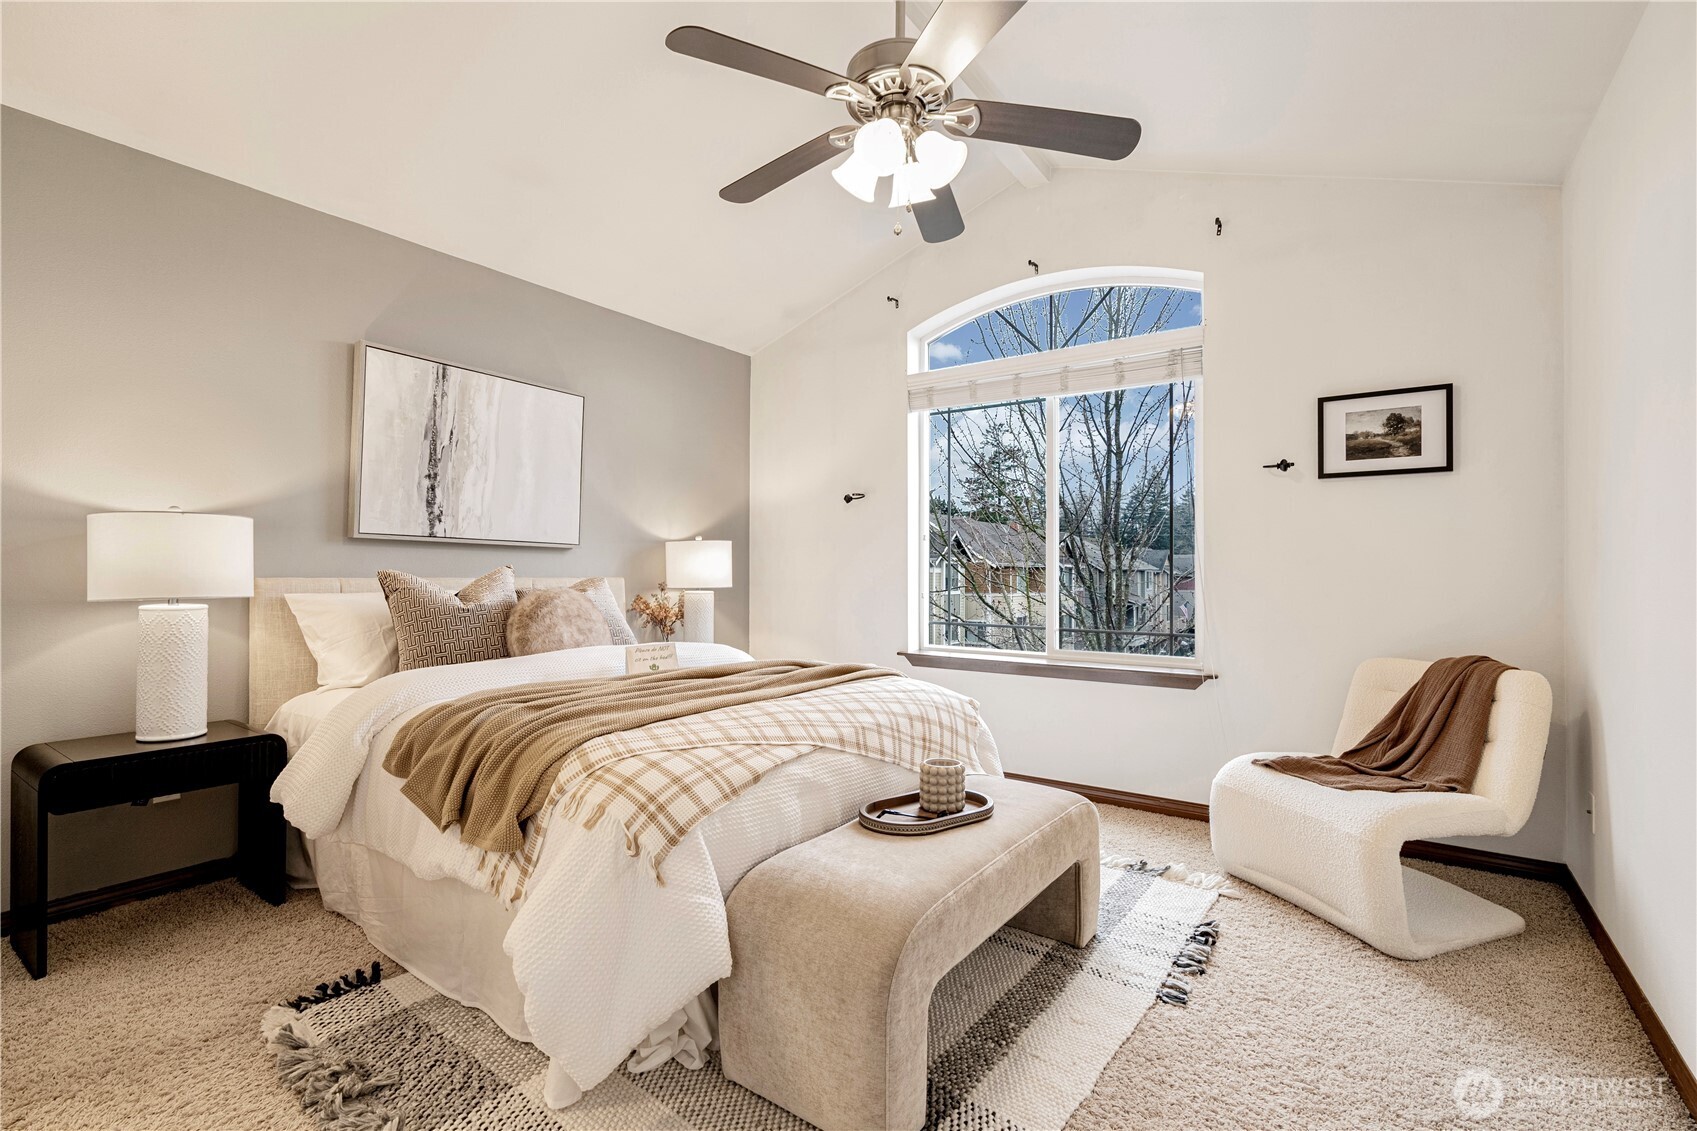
[[665, 0, 1142, 244]]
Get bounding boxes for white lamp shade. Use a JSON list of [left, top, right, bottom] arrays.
[[888, 162, 937, 209], [831, 152, 881, 203], [87, 511, 254, 601], [854, 118, 907, 177], [914, 130, 968, 190], [665, 539, 733, 589]]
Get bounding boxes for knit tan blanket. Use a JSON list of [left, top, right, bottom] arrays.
[[1256, 655, 1513, 792], [385, 661, 984, 886]]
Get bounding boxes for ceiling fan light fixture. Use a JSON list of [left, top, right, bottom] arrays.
[[830, 152, 881, 203], [913, 129, 969, 189], [854, 118, 908, 178], [888, 162, 937, 209]]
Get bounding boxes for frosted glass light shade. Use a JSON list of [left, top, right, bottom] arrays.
[[914, 130, 968, 189], [831, 152, 880, 203], [854, 119, 907, 177], [888, 162, 936, 209], [87, 511, 254, 601], [665, 538, 733, 589]]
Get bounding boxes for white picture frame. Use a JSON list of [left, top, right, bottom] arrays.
[[348, 342, 584, 547]]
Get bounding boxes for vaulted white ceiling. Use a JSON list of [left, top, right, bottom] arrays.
[[1, 2, 1643, 353]]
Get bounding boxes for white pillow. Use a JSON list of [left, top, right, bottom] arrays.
[[285, 592, 399, 689]]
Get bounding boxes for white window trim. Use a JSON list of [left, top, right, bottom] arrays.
[[906, 267, 1208, 677]]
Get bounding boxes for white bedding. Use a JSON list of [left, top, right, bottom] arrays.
[[269, 644, 1001, 1106]]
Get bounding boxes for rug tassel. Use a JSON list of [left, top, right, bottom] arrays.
[[263, 999, 401, 1131], [283, 962, 383, 1013], [1160, 863, 1239, 897], [1103, 854, 1237, 896], [1156, 918, 1222, 1006], [1157, 972, 1192, 1006]]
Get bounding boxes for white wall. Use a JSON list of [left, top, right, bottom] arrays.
[[751, 169, 1568, 859], [1561, 3, 1697, 1072]]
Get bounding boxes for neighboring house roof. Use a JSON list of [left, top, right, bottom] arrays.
[[933, 514, 1191, 576], [1136, 548, 1196, 578], [931, 515, 1046, 568]]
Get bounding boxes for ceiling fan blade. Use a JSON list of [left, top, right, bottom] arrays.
[[946, 99, 1141, 161], [667, 26, 855, 97], [906, 1, 1026, 86], [912, 184, 966, 244], [720, 130, 845, 203]]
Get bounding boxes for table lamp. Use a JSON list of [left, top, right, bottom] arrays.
[[87, 509, 254, 741], [665, 537, 732, 644]]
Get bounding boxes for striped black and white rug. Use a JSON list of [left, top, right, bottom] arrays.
[[263, 859, 1224, 1131]]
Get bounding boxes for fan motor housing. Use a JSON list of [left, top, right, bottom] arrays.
[[846, 36, 951, 124], [847, 36, 915, 80]]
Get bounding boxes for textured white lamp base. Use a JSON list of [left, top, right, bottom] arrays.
[[680, 590, 715, 644], [136, 602, 209, 742]]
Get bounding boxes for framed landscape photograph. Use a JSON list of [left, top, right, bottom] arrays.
[[348, 342, 584, 547], [1317, 383, 1453, 479]]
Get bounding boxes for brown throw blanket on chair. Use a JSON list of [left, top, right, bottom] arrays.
[[1256, 655, 1513, 792], [386, 660, 899, 853]]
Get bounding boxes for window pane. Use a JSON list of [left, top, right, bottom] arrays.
[[1056, 382, 1197, 657], [929, 399, 1046, 651], [926, 285, 1202, 371]]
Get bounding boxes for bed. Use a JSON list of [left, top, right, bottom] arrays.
[[250, 576, 1001, 1108]]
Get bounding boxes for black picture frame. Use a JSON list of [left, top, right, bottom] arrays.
[[1317, 383, 1454, 479]]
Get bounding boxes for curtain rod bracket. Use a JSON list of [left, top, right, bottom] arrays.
[[887, 295, 900, 310]]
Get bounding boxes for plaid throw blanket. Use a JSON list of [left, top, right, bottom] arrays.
[[384, 661, 987, 896]]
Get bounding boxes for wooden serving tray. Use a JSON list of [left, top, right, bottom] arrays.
[[858, 789, 994, 836]]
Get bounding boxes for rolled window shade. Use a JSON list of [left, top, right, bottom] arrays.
[[908, 343, 1202, 411]]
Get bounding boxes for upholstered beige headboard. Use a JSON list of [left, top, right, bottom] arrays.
[[249, 576, 626, 729]]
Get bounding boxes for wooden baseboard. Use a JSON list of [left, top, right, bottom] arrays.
[[1396, 838, 1569, 882], [1558, 867, 1697, 1116], [0, 857, 236, 938], [1006, 772, 1212, 822], [1009, 770, 1694, 1117]]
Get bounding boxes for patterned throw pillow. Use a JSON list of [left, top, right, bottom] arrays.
[[378, 566, 517, 671], [507, 587, 613, 656], [569, 577, 638, 645]]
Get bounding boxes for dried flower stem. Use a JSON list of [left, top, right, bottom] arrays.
[[629, 585, 685, 639]]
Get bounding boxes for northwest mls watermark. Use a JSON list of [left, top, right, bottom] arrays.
[[1451, 1068, 1673, 1120]]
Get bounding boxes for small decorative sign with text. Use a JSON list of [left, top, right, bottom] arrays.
[[626, 643, 679, 675]]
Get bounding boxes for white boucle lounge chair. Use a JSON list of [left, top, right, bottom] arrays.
[[1210, 657, 1552, 960]]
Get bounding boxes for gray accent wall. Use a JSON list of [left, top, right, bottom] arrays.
[[0, 108, 751, 910]]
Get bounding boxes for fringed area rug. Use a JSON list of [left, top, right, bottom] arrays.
[[262, 859, 1224, 1131]]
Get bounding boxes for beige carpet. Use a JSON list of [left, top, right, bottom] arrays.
[[3, 808, 1690, 1130]]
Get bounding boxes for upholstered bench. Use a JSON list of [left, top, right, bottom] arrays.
[[719, 776, 1100, 1131]]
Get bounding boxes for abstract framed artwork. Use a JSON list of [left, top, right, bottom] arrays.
[[1317, 383, 1453, 479], [348, 342, 584, 547]]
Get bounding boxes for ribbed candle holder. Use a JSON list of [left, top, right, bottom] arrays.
[[919, 757, 967, 815]]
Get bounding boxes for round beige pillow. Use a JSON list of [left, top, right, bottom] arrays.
[[506, 587, 614, 656]]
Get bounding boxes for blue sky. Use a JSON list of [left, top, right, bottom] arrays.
[[927, 286, 1203, 371]]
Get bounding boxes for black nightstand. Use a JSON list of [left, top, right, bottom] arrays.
[[9, 721, 287, 978]]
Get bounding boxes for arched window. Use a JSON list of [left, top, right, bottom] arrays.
[[907, 268, 1203, 669], [925, 283, 1202, 371]]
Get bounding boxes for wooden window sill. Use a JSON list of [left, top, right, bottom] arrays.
[[897, 650, 1215, 689]]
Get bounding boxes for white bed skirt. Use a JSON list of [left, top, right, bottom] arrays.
[[309, 837, 716, 1106]]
